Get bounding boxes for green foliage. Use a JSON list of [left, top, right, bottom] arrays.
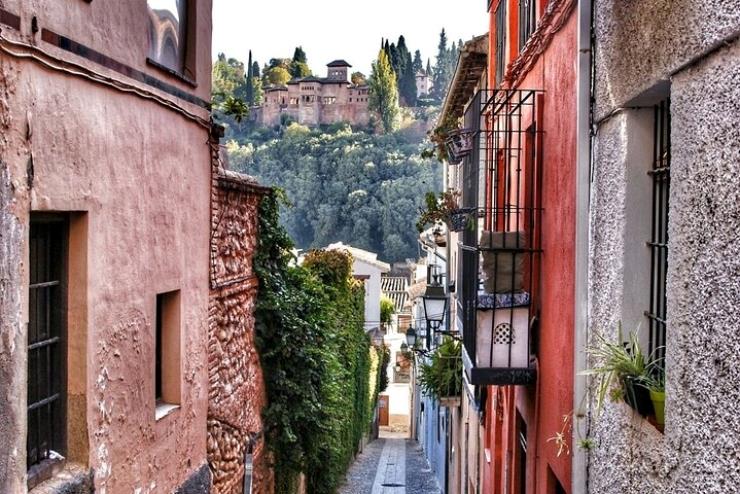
[[416, 190, 461, 232], [228, 126, 442, 262], [418, 337, 463, 399], [351, 71, 367, 86], [265, 66, 292, 86], [378, 344, 391, 393], [413, 50, 424, 74], [212, 53, 247, 104], [582, 325, 652, 415], [220, 96, 249, 123], [369, 49, 400, 133], [290, 46, 312, 78], [254, 194, 378, 494], [380, 296, 395, 324], [431, 28, 458, 102]]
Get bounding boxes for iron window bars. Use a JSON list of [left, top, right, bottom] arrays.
[[518, 0, 537, 52], [646, 98, 670, 371], [458, 89, 543, 385], [495, 1, 507, 86], [27, 217, 67, 471]]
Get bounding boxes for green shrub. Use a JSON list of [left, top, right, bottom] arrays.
[[418, 337, 463, 400]]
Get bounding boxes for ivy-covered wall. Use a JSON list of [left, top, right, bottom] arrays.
[[254, 193, 382, 494]]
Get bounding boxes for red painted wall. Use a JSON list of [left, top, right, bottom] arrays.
[[483, 1, 578, 493]]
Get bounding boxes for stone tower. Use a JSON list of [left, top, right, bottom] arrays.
[[326, 59, 351, 82]]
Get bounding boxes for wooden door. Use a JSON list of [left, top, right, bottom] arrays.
[[379, 395, 389, 426]]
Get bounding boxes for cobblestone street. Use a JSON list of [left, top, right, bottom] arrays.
[[339, 438, 441, 494]]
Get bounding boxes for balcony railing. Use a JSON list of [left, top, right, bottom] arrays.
[[457, 89, 543, 386]]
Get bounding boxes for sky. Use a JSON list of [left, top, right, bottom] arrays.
[[212, 0, 489, 76]]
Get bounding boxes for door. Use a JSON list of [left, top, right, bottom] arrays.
[[379, 395, 389, 426]]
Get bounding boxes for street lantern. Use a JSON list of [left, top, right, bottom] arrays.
[[400, 342, 409, 352], [405, 327, 417, 347], [423, 282, 448, 332]]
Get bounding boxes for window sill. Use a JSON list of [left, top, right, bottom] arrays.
[[155, 402, 180, 421], [29, 461, 93, 493], [146, 58, 197, 88]]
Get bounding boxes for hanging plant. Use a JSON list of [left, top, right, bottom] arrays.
[[416, 191, 475, 233], [418, 337, 463, 401]]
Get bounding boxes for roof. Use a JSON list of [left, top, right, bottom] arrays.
[[407, 280, 427, 301], [326, 242, 391, 272], [381, 276, 410, 313], [437, 33, 489, 129], [287, 76, 352, 86], [327, 59, 352, 67], [264, 84, 288, 92]]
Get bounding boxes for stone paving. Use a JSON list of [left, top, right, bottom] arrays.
[[338, 438, 441, 494]]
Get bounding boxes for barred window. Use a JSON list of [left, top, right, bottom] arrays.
[[646, 98, 670, 370], [27, 217, 67, 472], [518, 0, 537, 51], [495, 1, 507, 86]]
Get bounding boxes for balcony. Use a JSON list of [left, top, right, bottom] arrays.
[[457, 89, 543, 386]]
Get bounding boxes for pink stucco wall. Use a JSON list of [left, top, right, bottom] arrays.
[[0, 0, 214, 491]]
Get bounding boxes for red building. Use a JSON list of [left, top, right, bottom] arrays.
[[440, 1, 578, 493], [480, 1, 577, 492]]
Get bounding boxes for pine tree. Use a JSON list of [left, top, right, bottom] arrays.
[[245, 50, 254, 105], [400, 51, 417, 107], [426, 59, 432, 76], [368, 49, 400, 133], [252, 61, 260, 78]]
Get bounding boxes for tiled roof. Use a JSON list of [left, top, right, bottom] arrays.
[[382, 276, 410, 314], [327, 59, 352, 67], [326, 242, 391, 272]]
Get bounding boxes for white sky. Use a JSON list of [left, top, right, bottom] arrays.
[[212, 0, 489, 76]]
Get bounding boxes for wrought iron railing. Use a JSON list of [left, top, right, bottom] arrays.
[[457, 89, 544, 385]]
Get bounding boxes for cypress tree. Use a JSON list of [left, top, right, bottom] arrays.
[[432, 28, 450, 101], [368, 48, 400, 133], [245, 50, 254, 105], [252, 61, 260, 78], [413, 50, 424, 74]]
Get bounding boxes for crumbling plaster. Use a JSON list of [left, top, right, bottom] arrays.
[[587, 30, 740, 494]]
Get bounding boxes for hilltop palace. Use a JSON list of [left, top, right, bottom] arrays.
[[256, 60, 371, 127]]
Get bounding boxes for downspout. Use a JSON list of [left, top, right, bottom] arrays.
[[572, 0, 593, 492]]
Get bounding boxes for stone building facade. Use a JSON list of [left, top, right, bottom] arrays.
[[207, 143, 273, 494], [256, 60, 370, 127], [0, 1, 270, 493], [583, 2, 740, 493]]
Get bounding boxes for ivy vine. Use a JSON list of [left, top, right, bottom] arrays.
[[254, 191, 380, 493]]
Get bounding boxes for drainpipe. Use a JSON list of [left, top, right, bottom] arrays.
[[573, 0, 593, 492]]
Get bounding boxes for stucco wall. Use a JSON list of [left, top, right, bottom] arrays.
[[587, 7, 740, 492], [0, 0, 214, 491]]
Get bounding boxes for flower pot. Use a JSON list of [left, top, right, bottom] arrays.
[[448, 208, 476, 232], [650, 390, 665, 426], [445, 129, 475, 163], [623, 377, 654, 416]]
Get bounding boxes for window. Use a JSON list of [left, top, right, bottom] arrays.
[[243, 450, 253, 494], [147, 0, 189, 74], [495, 1, 507, 86], [155, 290, 181, 416], [516, 412, 527, 494], [27, 216, 67, 474], [518, 0, 537, 51], [646, 98, 670, 371]]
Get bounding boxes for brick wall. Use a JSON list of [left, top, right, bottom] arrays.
[[207, 136, 274, 494]]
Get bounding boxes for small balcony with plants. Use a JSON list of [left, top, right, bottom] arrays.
[[456, 88, 544, 386]]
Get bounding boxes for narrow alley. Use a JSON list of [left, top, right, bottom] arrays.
[[339, 436, 441, 494]]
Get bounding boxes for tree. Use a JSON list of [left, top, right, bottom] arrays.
[[252, 61, 260, 78], [431, 28, 452, 101], [351, 72, 367, 85], [245, 50, 255, 105], [426, 58, 432, 76], [399, 51, 417, 107], [368, 49, 400, 133], [290, 46, 311, 78], [212, 55, 246, 104], [265, 66, 292, 86], [413, 50, 424, 74]]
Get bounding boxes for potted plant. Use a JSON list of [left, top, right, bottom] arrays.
[[416, 191, 475, 233], [646, 366, 666, 427], [418, 337, 463, 407], [583, 326, 654, 417], [444, 129, 475, 164]]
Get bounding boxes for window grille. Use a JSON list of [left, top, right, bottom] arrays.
[[495, 1, 507, 86], [27, 218, 67, 469], [518, 0, 537, 51], [646, 98, 670, 370]]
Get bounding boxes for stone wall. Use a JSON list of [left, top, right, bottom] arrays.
[[587, 2, 740, 492], [208, 141, 274, 494]]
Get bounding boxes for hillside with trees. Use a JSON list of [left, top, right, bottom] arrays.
[[213, 31, 462, 261]]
